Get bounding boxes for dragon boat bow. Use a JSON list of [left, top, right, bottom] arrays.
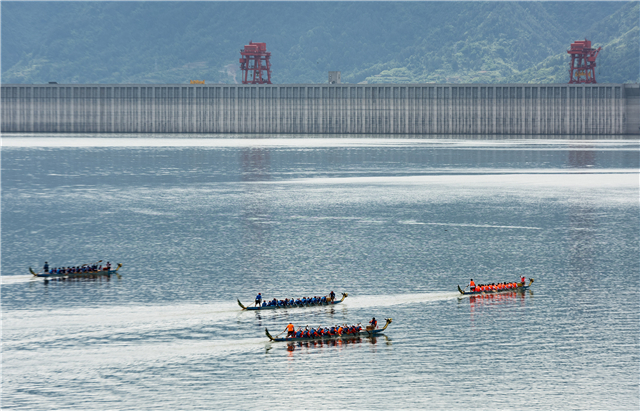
[[265, 318, 392, 342], [238, 292, 348, 310]]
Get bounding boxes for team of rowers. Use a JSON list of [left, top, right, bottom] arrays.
[[42, 261, 112, 275], [255, 291, 337, 307], [468, 276, 527, 293], [283, 318, 378, 339]]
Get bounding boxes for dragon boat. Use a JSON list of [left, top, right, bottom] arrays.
[[237, 292, 348, 310], [265, 318, 392, 342], [458, 278, 534, 295], [30, 263, 123, 281]]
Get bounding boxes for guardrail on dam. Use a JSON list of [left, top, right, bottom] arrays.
[[2, 83, 639, 135]]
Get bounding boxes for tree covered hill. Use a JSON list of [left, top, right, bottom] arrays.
[[1, 1, 638, 85]]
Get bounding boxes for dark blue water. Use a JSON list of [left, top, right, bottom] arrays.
[[2, 137, 639, 409]]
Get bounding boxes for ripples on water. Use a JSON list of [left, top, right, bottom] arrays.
[[2, 136, 639, 409]]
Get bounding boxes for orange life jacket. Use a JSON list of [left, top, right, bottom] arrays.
[[287, 324, 294, 332]]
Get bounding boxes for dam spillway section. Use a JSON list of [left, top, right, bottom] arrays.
[[2, 83, 638, 136]]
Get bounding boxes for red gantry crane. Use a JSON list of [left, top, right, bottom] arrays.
[[239, 41, 272, 84], [567, 39, 601, 84]]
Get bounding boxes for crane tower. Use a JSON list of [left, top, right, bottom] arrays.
[[567, 39, 601, 84], [239, 41, 272, 84]]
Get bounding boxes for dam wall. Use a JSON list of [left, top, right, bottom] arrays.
[[2, 83, 638, 135]]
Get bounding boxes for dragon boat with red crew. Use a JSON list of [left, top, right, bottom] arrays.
[[237, 292, 347, 311], [265, 318, 392, 342], [458, 278, 534, 295]]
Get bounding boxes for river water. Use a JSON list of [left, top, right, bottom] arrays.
[[2, 135, 639, 410]]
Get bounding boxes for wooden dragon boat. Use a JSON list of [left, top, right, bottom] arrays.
[[458, 278, 534, 295], [237, 292, 347, 310], [30, 263, 123, 280], [265, 318, 392, 342]]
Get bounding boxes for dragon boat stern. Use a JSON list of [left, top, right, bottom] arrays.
[[265, 328, 276, 341]]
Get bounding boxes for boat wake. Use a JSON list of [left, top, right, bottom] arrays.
[[344, 292, 460, 309], [1, 275, 38, 285]]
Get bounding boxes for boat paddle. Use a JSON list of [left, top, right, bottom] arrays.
[[82, 260, 103, 267], [275, 327, 294, 338]]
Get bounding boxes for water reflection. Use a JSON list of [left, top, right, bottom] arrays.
[[282, 335, 392, 355], [240, 148, 272, 283], [42, 275, 113, 284], [568, 204, 596, 279], [467, 290, 531, 306], [465, 290, 533, 322], [568, 147, 596, 168], [566, 147, 599, 280]]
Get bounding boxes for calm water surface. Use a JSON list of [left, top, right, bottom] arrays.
[[2, 136, 639, 410]]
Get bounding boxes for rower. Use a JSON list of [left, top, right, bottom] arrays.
[[286, 323, 295, 338], [469, 279, 476, 292]]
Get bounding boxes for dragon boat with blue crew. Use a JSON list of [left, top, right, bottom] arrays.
[[30, 263, 123, 281], [265, 318, 392, 342], [237, 292, 347, 310], [458, 278, 534, 295]]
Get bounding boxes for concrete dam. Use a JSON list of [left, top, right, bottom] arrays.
[[2, 83, 639, 136]]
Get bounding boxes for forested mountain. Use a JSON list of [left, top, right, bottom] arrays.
[[2, 1, 638, 85]]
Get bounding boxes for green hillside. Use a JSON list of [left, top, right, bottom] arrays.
[[508, 1, 640, 83], [1, 1, 637, 85]]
